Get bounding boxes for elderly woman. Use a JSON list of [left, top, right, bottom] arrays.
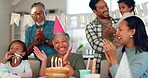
[[103, 16, 148, 78], [33, 32, 86, 78]]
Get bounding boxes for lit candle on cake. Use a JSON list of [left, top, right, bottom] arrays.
[[91, 58, 96, 74]]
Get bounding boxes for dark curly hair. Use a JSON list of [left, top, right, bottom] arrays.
[[117, 0, 136, 14], [8, 40, 28, 60], [89, 0, 101, 10]]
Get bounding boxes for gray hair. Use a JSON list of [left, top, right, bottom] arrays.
[[52, 32, 70, 45], [31, 2, 45, 11]]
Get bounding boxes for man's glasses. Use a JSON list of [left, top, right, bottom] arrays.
[[31, 11, 45, 17]]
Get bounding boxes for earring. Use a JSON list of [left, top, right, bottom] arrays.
[[130, 35, 133, 38]]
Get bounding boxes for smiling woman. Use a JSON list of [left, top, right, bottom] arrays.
[[33, 32, 86, 78], [103, 16, 148, 78]]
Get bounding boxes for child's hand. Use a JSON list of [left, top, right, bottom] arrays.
[[2, 51, 14, 64]]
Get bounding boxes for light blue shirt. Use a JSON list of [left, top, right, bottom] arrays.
[[110, 47, 148, 78], [25, 20, 57, 60]]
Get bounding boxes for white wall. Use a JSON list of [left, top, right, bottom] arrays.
[[0, 0, 13, 59], [67, 0, 92, 14]]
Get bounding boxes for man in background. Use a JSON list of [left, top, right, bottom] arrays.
[[25, 2, 57, 60], [85, 0, 119, 73]]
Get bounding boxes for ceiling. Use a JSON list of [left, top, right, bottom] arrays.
[[12, 0, 22, 6]]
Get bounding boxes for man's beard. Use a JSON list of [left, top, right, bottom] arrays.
[[98, 14, 110, 19], [97, 11, 110, 19], [36, 21, 44, 26]]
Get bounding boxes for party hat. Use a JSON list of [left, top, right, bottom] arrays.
[[115, 52, 134, 78], [53, 16, 65, 35]]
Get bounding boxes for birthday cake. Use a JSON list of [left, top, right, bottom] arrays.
[[45, 67, 70, 78]]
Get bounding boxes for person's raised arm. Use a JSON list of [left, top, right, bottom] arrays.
[[62, 45, 74, 76], [33, 46, 47, 76], [103, 39, 117, 65], [27, 41, 38, 56], [25, 29, 40, 56]]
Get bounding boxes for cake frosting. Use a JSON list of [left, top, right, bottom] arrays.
[[45, 67, 70, 78]]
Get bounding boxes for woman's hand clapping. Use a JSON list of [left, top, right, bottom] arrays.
[[33, 46, 47, 62]]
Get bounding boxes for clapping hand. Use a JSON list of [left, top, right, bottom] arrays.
[[34, 29, 46, 45], [37, 29, 46, 43], [103, 25, 116, 36], [103, 39, 117, 65], [62, 45, 72, 64], [33, 46, 47, 62]]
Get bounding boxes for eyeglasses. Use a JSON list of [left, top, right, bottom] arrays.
[[31, 11, 45, 17]]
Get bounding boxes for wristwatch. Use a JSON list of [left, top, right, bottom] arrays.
[[45, 39, 48, 44], [63, 62, 70, 66]]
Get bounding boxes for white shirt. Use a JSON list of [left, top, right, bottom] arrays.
[[115, 12, 134, 29], [0, 60, 32, 77]]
